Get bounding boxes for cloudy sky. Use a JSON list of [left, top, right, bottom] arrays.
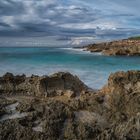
[[0, 0, 140, 46]]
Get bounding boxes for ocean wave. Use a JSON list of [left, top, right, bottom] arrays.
[[60, 47, 102, 55]]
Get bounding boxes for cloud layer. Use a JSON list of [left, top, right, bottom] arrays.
[[0, 0, 140, 45]]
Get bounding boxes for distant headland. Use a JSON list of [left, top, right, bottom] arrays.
[[82, 36, 140, 56]]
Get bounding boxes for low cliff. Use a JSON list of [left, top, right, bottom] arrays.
[[84, 39, 140, 56], [101, 71, 140, 139]]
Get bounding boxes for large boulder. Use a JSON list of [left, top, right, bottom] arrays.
[[101, 71, 140, 129], [0, 72, 88, 97], [93, 71, 140, 139], [102, 70, 140, 94]]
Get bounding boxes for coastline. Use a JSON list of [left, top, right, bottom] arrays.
[[79, 38, 140, 56], [0, 37, 140, 139], [0, 0, 140, 139], [0, 46, 140, 90], [0, 70, 140, 139]]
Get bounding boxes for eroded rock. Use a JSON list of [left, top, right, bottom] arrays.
[[0, 71, 139, 140], [0, 72, 88, 97], [84, 39, 140, 56]]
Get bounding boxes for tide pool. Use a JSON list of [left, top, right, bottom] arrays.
[[0, 47, 140, 89]]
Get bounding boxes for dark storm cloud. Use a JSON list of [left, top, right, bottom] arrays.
[[0, 22, 10, 27], [0, 0, 140, 43], [0, 0, 25, 16]]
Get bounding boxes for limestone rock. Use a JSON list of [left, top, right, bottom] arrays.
[[0, 72, 88, 97], [84, 39, 140, 56], [0, 70, 140, 139], [102, 70, 140, 94], [64, 90, 75, 98]]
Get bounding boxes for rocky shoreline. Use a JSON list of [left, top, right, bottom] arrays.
[[0, 71, 140, 140], [83, 38, 140, 56]]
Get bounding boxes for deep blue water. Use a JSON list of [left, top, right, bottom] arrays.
[[0, 47, 140, 89]]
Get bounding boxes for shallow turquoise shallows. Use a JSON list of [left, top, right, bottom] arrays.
[[0, 47, 140, 89]]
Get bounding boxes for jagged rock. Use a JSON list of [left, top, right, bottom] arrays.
[[0, 71, 140, 140], [101, 70, 140, 94], [99, 71, 140, 139], [0, 72, 88, 97]]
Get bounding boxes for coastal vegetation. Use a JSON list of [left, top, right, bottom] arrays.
[[129, 36, 140, 40]]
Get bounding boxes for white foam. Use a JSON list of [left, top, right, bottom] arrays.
[[60, 47, 102, 56], [60, 47, 85, 53]]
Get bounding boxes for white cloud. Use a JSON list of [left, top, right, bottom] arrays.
[[59, 21, 118, 30]]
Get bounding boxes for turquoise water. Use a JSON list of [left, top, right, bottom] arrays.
[[0, 47, 140, 89]]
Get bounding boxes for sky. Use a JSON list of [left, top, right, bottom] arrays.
[[0, 0, 140, 46]]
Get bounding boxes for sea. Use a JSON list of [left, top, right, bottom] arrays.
[[0, 46, 140, 89]]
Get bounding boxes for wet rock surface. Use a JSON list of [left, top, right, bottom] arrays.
[[84, 39, 140, 56], [0, 71, 139, 140]]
